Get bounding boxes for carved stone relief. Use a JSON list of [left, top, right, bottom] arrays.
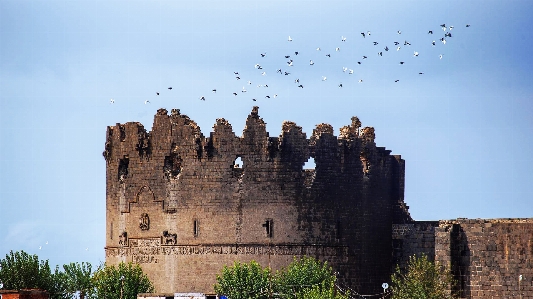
[[162, 230, 177, 245], [139, 213, 150, 231], [119, 231, 128, 246]]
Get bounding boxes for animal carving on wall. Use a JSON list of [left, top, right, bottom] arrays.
[[162, 230, 177, 245]]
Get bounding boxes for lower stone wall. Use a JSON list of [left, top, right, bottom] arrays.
[[392, 221, 438, 271], [106, 243, 349, 294], [436, 219, 533, 299]]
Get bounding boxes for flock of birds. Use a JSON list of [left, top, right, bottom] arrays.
[[110, 23, 470, 105]]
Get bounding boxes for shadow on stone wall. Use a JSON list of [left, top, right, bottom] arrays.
[[451, 224, 470, 298]]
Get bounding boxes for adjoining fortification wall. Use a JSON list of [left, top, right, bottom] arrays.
[[392, 221, 439, 271], [104, 107, 409, 295], [435, 219, 533, 298]]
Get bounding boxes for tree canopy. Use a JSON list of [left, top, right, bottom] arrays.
[[92, 262, 154, 299], [0, 251, 153, 299], [390, 254, 456, 299], [214, 257, 348, 299]]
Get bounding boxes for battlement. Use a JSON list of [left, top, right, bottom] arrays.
[[103, 107, 400, 178]]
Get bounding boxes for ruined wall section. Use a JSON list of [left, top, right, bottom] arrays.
[[104, 107, 408, 294], [436, 219, 533, 299]]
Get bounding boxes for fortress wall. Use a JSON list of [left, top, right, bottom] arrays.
[[436, 219, 533, 298], [104, 107, 408, 294], [392, 221, 439, 271]]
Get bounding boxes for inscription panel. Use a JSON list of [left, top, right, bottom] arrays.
[[106, 241, 349, 264]]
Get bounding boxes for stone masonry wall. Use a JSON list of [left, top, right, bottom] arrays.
[[392, 221, 439, 271], [104, 107, 408, 295], [436, 219, 533, 299]]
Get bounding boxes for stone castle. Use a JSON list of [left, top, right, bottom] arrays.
[[104, 107, 533, 298]]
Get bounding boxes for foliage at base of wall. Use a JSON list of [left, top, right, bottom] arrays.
[[214, 256, 349, 299], [390, 254, 457, 299]]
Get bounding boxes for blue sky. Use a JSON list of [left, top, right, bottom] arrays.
[[1, 0, 532, 268]]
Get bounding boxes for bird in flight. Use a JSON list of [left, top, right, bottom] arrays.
[[212, 89, 217, 93], [298, 85, 303, 88], [361, 32, 365, 38], [260, 53, 266, 57], [156, 92, 159, 95], [322, 76, 327, 81], [110, 99, 114, 104], [145, 100, 150, 104], [338, 83, 343, 88], [168, 87, 172, 90], [341, 36, 346, 42], [310, 60, 314, 65], [373, 42, 378, 45], [395, 80, 400, 82], [233, 92, 238, 96], [288, 36, 292, 41], [200, 96, 205, 101], [439, 54, 443, 59], [413, 51, 419, 57]]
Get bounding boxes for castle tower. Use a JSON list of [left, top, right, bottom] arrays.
[[104, 107, 409, 295]]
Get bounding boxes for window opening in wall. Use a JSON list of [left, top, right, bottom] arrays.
[[193, 219, 199, 237], [110, 222, 113, 240], [119, 125, 126, 142], [336, 220, 342, 240], [233, 156, 243, 168], [262, 219, 273, 238], [118, 157, 129, 182], [303, 157, 316, 169], [164, 154, 182, 180]]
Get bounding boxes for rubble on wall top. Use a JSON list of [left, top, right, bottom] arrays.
[[439, 218, 533, 225]]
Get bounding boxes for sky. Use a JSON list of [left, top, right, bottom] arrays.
[[0, 0, 532, 269]]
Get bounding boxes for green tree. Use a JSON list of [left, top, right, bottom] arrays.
[[214, 257, 347, 299], [295, 280, 349, 299], [63, 262, 94, 299], [0, 250, 52, 290], [92, 262, 154, 299], [214, 261, 271, 299], [274, 256, 343, 299], [0, 250, 69, 299], [390, 254, 456, 299]]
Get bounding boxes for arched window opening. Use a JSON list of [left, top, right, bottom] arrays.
[[233, 156, 243, 169]]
